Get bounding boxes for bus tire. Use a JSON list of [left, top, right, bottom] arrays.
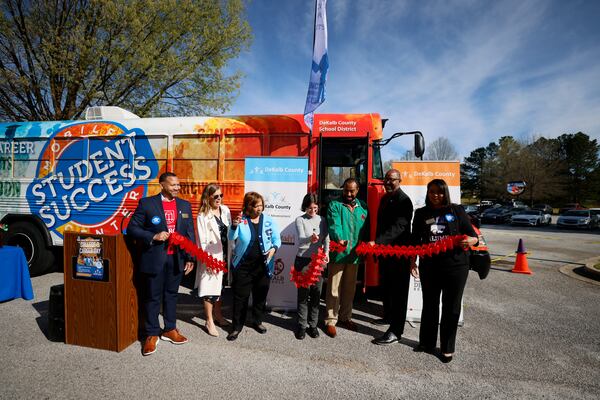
[[5, 221, 55, 277]]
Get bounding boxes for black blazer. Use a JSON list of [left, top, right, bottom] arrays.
[[127, 194, 196, 274], [375, 187, 413, 245]]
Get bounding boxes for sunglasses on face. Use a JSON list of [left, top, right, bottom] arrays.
[[212, 194, 224, 199]]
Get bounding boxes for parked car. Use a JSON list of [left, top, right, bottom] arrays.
[[478, 200, 497, 211], [511, 200, 528, 209], [589, 208, 600, 225], [532, 204, 553, 214], [557, 210, 598, 230], [481, 206, 522, 224], [462, 205, 481, 228], [559, 203, 585, 215], [511, 209, 551, 226], [463, 205, 480, 214]]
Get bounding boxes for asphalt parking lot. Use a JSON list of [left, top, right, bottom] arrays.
[[1, 225, 599, 399]]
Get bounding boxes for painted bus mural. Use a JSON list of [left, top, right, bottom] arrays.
[[0, 107, 424, 277]]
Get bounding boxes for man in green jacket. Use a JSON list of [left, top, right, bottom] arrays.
[[324, 178, 369, 337]]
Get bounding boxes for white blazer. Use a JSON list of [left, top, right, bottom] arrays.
[[195, 205, 231, 293]]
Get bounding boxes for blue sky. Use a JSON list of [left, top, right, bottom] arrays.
[[227, 0, 600, 160]]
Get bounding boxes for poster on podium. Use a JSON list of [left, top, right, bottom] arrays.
[[244, 157, 309, 310]]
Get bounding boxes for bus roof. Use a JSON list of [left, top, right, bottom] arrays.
[[0, 113, 383, 140]]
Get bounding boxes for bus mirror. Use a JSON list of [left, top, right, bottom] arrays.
[[414, 132, 425, 159]]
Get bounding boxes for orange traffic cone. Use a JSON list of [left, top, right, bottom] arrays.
[[511, 238, 532, 275]]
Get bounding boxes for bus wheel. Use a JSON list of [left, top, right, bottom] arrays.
[[5, 221, 55, 276]]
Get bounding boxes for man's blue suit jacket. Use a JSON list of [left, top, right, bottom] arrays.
[[127, 194, 196, 274]]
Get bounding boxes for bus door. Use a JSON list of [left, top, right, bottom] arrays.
[[318, 137, 368, 210]]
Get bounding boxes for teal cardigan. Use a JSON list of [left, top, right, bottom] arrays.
[[228, 213, 281, 277]]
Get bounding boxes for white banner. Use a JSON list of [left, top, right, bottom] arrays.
[[392, 161, 463, 324], [245, 157, 309, 310]]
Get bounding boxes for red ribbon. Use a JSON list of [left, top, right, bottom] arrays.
[[289, 247, 328, 289], [328, 241, 347, 253], [326, 237, 466, 258], [354, 235, 467, 258], [168, 232, 228, 274]]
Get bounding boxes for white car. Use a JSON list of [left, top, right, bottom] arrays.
[[511, 209, 551, 226], [557, 210, 598, 230]]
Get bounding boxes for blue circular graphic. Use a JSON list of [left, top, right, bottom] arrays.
[[25, 122, 159, 237], [445, 214, 455, 222], [151, 216, 161, 225]]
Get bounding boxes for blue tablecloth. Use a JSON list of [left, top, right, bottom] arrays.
[[0, 246, 34, 302]]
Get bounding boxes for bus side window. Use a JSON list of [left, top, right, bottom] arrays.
[[0, 139, 11, 178], [223, 135, 263, 181], [53, 137, 88, 182], [173, 135, 219, 181], [88, 137, 130, 180], [137, 135, 168, 179], [11, 138, 50, 179]]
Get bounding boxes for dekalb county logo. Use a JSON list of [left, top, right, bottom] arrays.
[[26, 122, 159, 238], [273, 258, 285, 276]]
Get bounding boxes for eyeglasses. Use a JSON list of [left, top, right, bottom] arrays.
[[212, 194, 224, 199]]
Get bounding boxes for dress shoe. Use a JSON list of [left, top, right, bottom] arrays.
[[413, 345, 435, 354], [372, 330, 400, 345], [227, 330, 240, 341], [372, 318, 390, 326], [252, 323, 267, 334], [142, 336, 159, 356], [307, 327, 320, 338], [440, 354, 453, 363], [295, 327, 306, 340], [160, 328, 188, 344], [325, 325, 337, 338], [206, 321, 219, 337], [338, 320, 358, 331]]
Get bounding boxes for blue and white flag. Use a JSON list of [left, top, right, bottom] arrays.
[[303, 0, 328, 129]]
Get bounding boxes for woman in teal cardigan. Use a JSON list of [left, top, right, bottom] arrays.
[[227, 192, 281, 341]]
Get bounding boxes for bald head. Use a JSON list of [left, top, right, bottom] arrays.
[[383, 169, 401, 193]]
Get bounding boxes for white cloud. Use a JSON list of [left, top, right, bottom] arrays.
[[229, 0, 600, 160]]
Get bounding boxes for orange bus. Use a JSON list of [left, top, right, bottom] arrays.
[[0, 106, 423, 276]]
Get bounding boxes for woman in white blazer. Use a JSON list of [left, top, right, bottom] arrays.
[[196, 183, 231, 336]]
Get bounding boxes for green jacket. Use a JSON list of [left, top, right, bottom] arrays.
[[326, 199, 369, 264]]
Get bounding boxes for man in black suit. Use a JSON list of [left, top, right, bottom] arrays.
[[127, 172, 196, 356], [370, 169, 414, 345]]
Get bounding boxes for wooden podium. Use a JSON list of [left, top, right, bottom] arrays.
[[63, 232, 138, 352]]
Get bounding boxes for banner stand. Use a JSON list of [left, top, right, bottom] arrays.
[[244, 157, 309, 311]]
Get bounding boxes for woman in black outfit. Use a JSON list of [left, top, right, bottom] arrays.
[[411, 179, 478, 363]]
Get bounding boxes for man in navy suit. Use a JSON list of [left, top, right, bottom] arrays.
[[127, 172, 196, 356]]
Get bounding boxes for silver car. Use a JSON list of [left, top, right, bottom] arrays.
[[511, 209, 551, 226], [557, 210, 597, 230]]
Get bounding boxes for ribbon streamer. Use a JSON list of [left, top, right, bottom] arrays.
[[290, 247, 328, 289], [328, 241, 347, 253], [169, 232, 228, 274], [354, 235, 467, 259]]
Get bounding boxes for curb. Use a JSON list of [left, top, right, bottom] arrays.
[[559, 256, 600, 286], [583, 257, 600, 279]]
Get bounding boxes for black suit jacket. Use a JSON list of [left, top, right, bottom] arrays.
[[375, 187, 413, 245], [127, 194, 196, 274]]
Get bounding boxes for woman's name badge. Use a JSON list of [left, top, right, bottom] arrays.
[[445, 214, 455, 222], [425, 218, 435, 224]]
